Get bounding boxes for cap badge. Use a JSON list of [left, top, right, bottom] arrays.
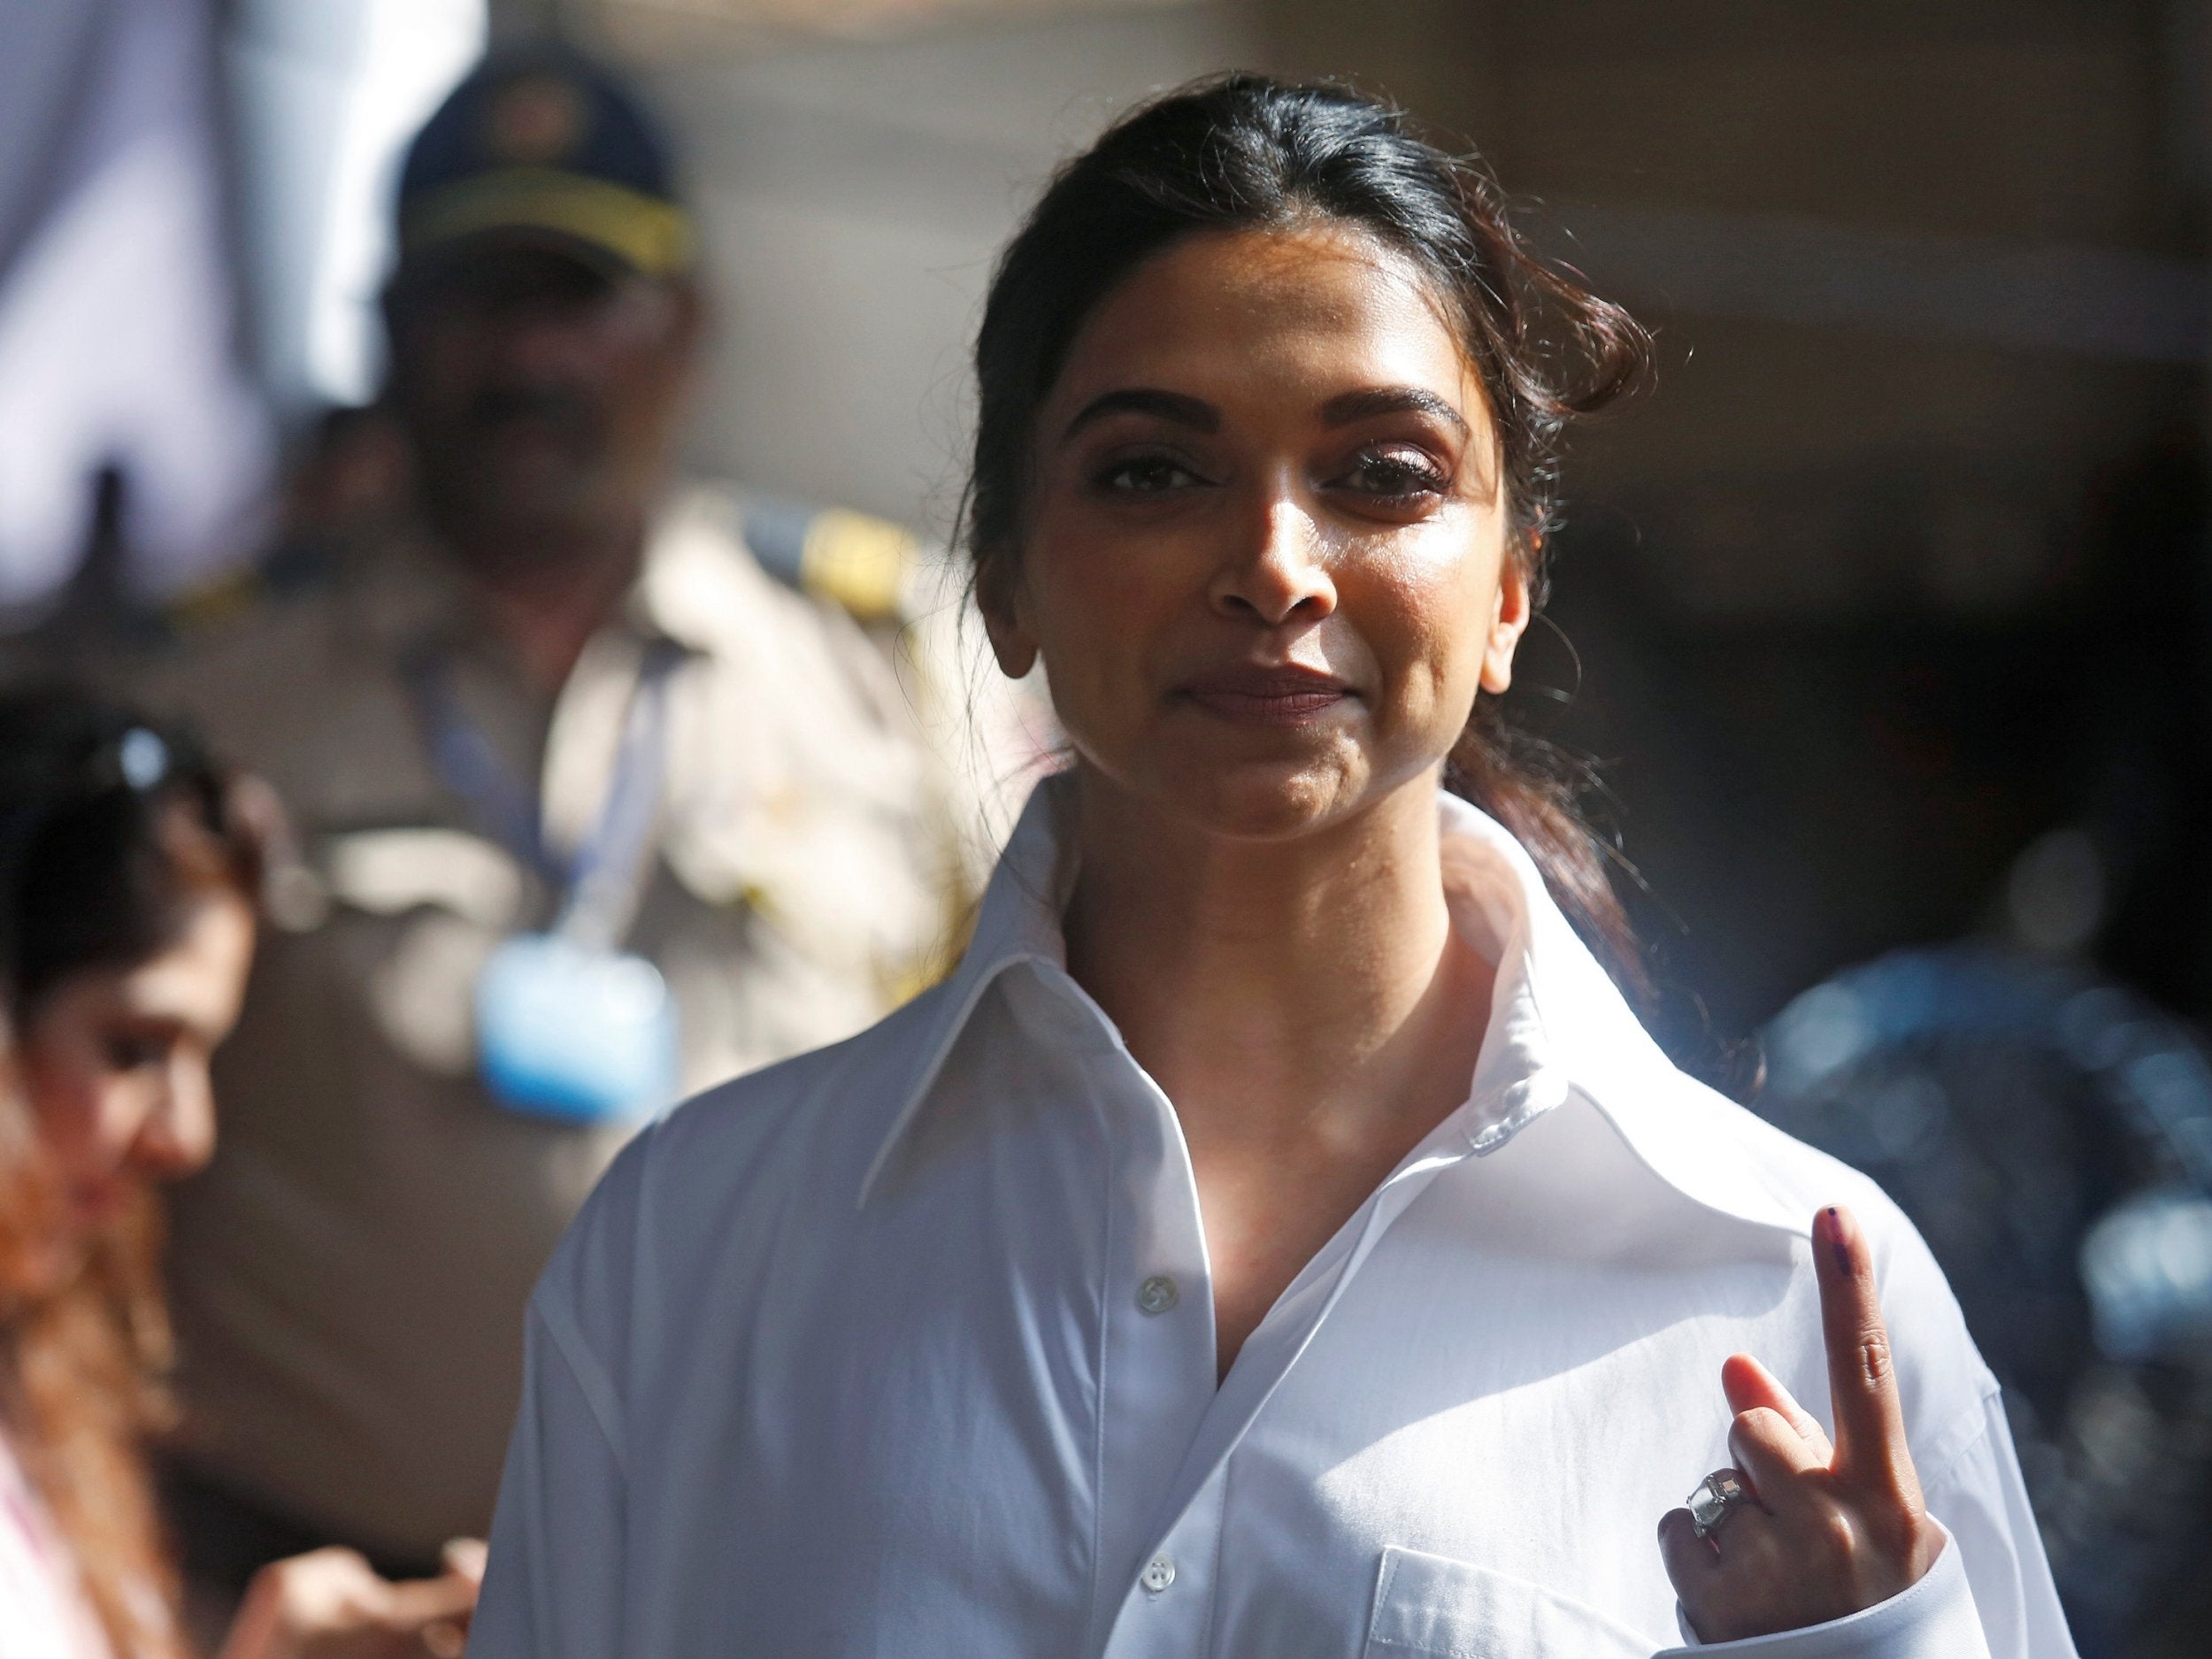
[[485, 74, 587, 165]]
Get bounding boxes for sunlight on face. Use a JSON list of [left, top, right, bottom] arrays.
[[18, 889, 255, 1251], [995, 222, 1529, 841]]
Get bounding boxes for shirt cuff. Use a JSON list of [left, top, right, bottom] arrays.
[[1658, 1525, 1990, 1659]]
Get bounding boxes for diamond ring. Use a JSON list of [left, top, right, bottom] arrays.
[[1686, 1469, 1750, 1539]]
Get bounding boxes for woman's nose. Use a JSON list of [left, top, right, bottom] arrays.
[[1210, 492, 1337, 626], [132, 1059, 218, 1182]]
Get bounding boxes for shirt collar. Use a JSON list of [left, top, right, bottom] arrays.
[[859, 776, 1807, 1238], [856, 780, 1075, 1203]]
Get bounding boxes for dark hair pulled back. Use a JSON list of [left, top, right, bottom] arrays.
[[0, 687, 268, 1021], [963, 73, 1652, 983]]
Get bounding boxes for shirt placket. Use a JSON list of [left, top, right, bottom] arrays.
[[1018, 968, 1220, 1655], [1092, 1118, 1493, 1659]]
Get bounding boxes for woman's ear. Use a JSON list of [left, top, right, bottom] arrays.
[[1479, 548, 1533, 695], [976, 551, 1040, 680]]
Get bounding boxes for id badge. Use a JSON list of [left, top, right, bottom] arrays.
[[474, 933, 680, 1124]]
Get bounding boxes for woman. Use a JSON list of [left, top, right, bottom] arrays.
[[471, 78, 2072, 1656], [0, 687, 481, 1657]]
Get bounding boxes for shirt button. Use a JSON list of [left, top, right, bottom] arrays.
[[1141, 1555, 1176, 1594], [1135, 1274, 1179, 1315]]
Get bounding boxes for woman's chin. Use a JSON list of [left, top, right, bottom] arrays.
[[1072, 728, 1438, 844], [1153, 755, 1380, 842]]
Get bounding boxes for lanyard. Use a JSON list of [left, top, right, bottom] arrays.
[[402, 639, 680, 952]]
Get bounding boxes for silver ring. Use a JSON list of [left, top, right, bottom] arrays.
[[1686, 1468, 1750, 1539]]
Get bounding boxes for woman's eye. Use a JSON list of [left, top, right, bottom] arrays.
[[102, 1033, 168, 1073], [1339, 448, 1448, 499], [1097, 455, 1202, 494]]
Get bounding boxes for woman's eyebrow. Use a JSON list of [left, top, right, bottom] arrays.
[[1319, 386, 1471, 436], [1059, 388, 1219, 444]]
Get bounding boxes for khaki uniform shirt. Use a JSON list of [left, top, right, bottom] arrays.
[[144, 486, 964, 1560]]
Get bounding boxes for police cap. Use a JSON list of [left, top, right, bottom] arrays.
[[396, 42, 694, 280]]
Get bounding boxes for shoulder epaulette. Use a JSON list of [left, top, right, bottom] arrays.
[[158, 563, 268, 636], [741, 496, 917, 625]]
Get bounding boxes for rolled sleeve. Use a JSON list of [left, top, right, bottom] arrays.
[[1660, 1526, 1988, 1659]]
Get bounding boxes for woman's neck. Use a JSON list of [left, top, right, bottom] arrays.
[[1063, 766, 1493, 1171], [1064, 765, 1496, 1378]]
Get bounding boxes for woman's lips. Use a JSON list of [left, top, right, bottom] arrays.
[[1177, 664, 1353, 726]]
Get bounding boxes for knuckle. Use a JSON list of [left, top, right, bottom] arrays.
[[1812, 1508, 1862, 1567], [1734, 1405, 1786, 1441], [1857, 1330, 1893, 1386]]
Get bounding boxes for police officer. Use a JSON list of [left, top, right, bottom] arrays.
[[142, 42, 972, 1594]]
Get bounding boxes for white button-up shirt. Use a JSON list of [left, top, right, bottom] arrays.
[[472, 780, 2076, 1659]]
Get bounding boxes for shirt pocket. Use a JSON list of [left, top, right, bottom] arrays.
[[1363, 1546, 1655, 1659]]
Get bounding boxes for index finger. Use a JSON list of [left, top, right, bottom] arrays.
[[1814, 1204, 1915, 1491]]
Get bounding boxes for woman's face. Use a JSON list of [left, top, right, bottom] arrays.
[[18, 888, 254, 1246], [991, 222, 1528, 841]]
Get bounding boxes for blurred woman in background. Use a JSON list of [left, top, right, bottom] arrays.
[[0, 687, 479, 1658]]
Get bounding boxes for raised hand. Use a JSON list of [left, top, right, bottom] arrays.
[[1657, 1205, 1945, 1643]]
